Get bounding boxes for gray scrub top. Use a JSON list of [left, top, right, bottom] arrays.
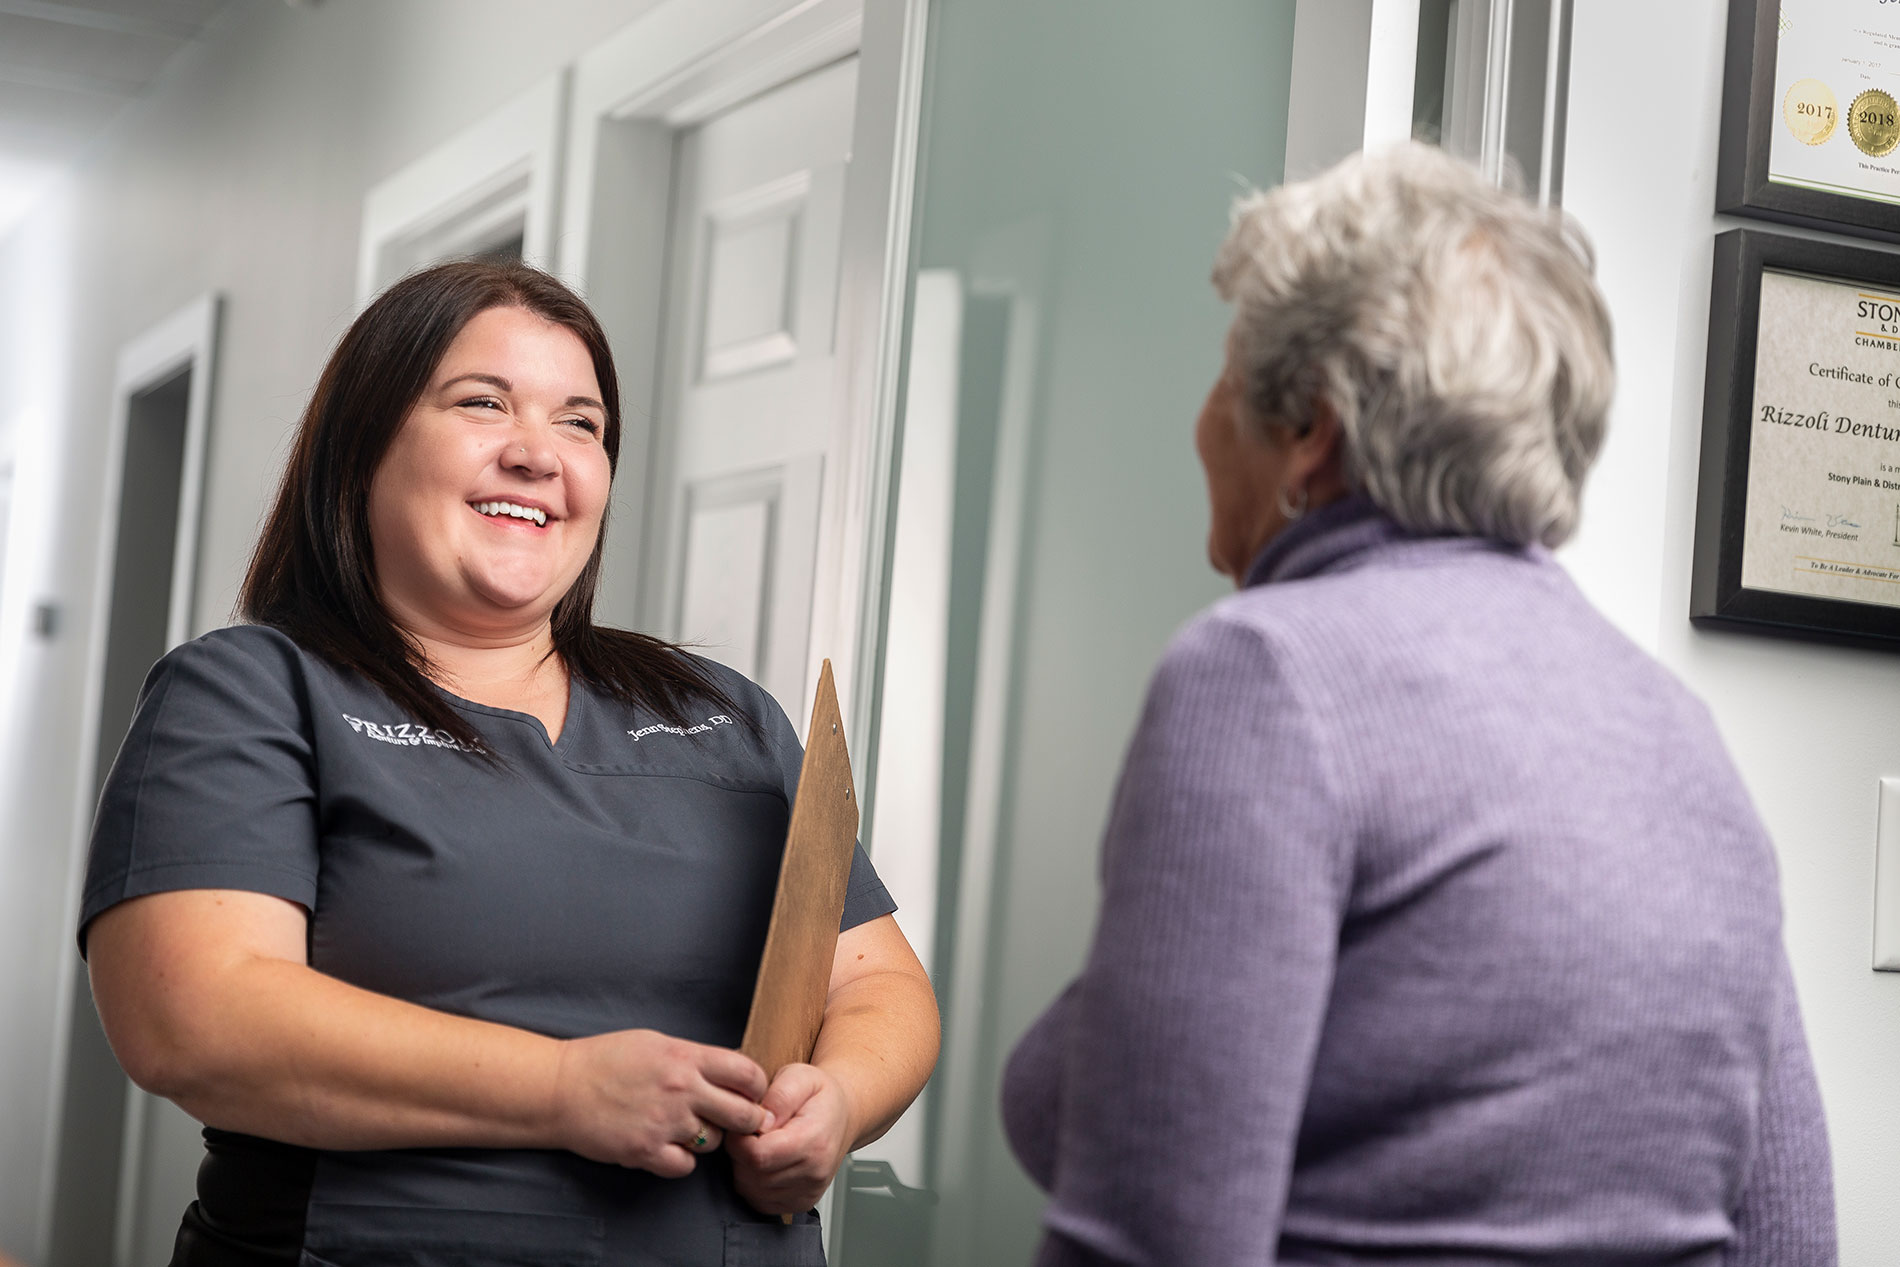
[[79, 624, 895, 1267]]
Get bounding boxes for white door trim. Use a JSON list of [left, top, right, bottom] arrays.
[[40, 292, 221, 1267], [356, 72, 569, 305], [1449, 0, 1572, 204], [557, 0, 863, 295], [1284, 0, 1421, 179], [822, 0, 929, 774]]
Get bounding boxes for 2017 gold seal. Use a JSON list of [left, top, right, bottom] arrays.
[[1849, 88, 1900, 157], [1784, 78, 1838, 146]]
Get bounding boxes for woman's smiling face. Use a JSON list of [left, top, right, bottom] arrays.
[[367, 305, 612, 641]]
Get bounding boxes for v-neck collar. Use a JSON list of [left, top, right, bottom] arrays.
[[442, 678, 582, 755]]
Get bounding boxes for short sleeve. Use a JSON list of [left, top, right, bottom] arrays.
[[78, 628, 322, 953], [752, 678, 896, 932]]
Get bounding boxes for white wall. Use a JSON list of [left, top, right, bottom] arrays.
[[1562, 2, 1900, 1260], [0, 185, 79, 1263], [0, 3, 665, 1258]]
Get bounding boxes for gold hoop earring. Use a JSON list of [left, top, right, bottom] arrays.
[[1276, 482, 1308, 521]]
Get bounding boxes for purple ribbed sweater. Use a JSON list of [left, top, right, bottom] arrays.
[[1001, 498, 1836, 1267]]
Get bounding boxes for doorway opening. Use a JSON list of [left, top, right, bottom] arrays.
[[48, 364, 191, 1267], [44, 296, 219, 1267]]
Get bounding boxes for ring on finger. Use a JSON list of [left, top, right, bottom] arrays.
[[688, 1123, 711, 1152]]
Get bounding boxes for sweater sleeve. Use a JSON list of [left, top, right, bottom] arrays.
[[1024, 612, 1353, 1267], [1724, 952, 1838, 1266], [1001, 981, 1076, 1192]]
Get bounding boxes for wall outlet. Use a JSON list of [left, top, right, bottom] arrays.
[[1875, 778, 1900, 972]]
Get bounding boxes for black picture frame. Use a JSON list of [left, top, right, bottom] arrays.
[[1716, 0, 1900, 242], [1693, 228, 1900, 649]]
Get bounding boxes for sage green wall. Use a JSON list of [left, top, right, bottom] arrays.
[[904, 3, 1297, 1261]]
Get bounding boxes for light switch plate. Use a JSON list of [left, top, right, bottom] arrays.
[[1875, 778, 1900, 971]]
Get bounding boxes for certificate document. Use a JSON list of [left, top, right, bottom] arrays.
[[1771, 0, 1900, 205], [1742, 268, 1900, 608]]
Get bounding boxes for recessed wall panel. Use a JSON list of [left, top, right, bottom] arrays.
[[677, 496, 773, 676], [699, 173, 810, 380]]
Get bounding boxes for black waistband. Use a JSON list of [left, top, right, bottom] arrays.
[[169, 1128, 315, 1266]]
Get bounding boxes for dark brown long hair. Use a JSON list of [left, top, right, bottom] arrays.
[[241, 260, 743, 751]]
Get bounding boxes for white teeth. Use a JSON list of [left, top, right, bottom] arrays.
[[475, 501, 547, 526]]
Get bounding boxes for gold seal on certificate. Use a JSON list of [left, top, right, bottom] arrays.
[[1758, 3, 1900, 214], [1849, 88, 1900, 156], [1784, 78, 1839, 145]]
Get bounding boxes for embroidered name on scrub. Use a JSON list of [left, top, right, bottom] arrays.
[[341, 713, 481, 752], [628, 714, 735, 742]]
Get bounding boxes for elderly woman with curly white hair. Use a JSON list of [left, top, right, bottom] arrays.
[[1000, 144, 1837, 1267]]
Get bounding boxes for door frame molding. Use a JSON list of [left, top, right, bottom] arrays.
[[355, 73, 569, 305], [1285, 0, 1574, 203], [557, 0, 867, 290], [822, 0, 929, 792], [40, 292, 221, 1267]]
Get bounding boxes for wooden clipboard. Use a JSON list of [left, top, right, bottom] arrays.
[[739, 659, 858, 1080]]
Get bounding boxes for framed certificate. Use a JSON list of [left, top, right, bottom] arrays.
[[1718, 0, 1900, 239], [1694, 229, 1900, 647]]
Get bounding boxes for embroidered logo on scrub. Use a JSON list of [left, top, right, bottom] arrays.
[[628, 714, 735, 742], [342, 713, 481, 752]]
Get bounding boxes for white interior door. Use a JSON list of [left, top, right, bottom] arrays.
[[649, 57, 859, 727]]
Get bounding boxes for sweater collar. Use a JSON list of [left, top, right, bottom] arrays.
[[1242, 494, 1409, 588]]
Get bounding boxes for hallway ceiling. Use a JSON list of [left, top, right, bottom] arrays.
[[0, 0, 236, 233]]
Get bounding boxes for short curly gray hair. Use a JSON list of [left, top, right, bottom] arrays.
[[1212, 143, 1613, 547]]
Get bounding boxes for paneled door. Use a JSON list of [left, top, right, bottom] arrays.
[[647, 57, 859, 725]]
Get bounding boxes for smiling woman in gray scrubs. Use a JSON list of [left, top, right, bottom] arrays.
[[78, 261, 940, 1267]]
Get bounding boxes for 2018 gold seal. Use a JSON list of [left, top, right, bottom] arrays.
[[1783, 78, 1838, 146], [1849, 88, 1900, 157]]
